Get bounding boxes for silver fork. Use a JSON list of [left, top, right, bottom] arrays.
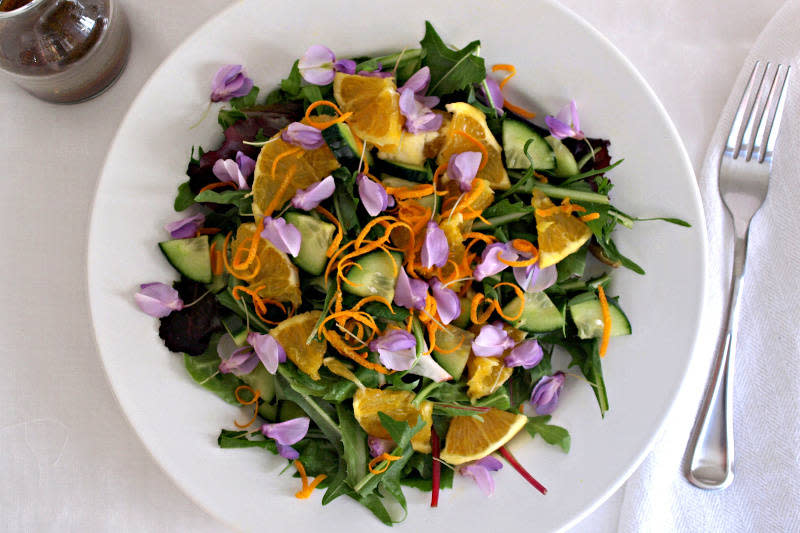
[[686, 61, 791, 490]]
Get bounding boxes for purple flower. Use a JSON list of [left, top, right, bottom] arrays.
[[472, 322, 516, 357], [134, 282, 183, 318], [430, 278, 460, 325], [281, 122, 325, 150], [357, 174, 391, 216], [447, 151, 482, 192], [358, 69, 393, 78], [298, 45, 337, 85], [530, 372, 566, 415], [394, 268, 429, 311], [513, 261, 558, 293], [473, 242, 519, 281], [477, 76, 505, 115], [334, 59, 356, 74], [291, 175, 335, 210], [505, 339, 544, 369], [164, 213, 205, 239], [401, 66, 432, 94], [421, 221, 449, 269], [236, 151, 256, 178], [369, 329, 417, 371], [262, 417, 310, 460], [408, 354, 452, 382], [260, 216, 302, 257], [458, 456, 503, 496], [212, 151, 253, 190], [217, 334, 259, 376], [545, 100, 584, 140], [368, 436, 395, 458], [247, 332, 286, 374], [398, 87, 443, 134], [210, 64, 254, 102]]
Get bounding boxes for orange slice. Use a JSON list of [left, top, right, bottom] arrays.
[[532, 189, 592, 268], [269, 311, 327, 380], [439, 407, 528, 465], [352, 388, 433, 453], [333, 73, 403, 151]]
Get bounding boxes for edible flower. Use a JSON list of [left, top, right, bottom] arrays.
[[261, 417, 310, 460], [530, 372, 566, 415], [247, 332, 287, 374], [477, 76, 504, 115], [369, 329, 417, 371], [212, 150, 255, 190], [394, 268, 429, 310], [134, 282, 183, 318], [504, 339, 543, 369], [513, 261, 557, 293], [421, 221, 449, 269], [473, 242, 519, 281], [398, 67, 441, 133], [401, 66, 432, 94], [545, 100, 584, 140], [358, 64, 393, 78], [260, 216, 302, 257], [408, 354, 452, 382], [430, 278, 460, 325], [298, 45, 354, 85], [357, 173, 391, 216], [472, 322, 516, 357], [217, 334, 260, 375], [281, 122, 325, 150], [458, 456, 503, 497], [210, 64, 254, 102], [291, 175, 335, 210], [368, 436, 395, 458], [164, 213, 205, 239], [447, 151, 482, 192]]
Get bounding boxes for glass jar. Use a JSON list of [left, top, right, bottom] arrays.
[[0, 0, 130, 103]]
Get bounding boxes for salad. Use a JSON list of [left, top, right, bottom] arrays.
[[134, 22, 686, 524]]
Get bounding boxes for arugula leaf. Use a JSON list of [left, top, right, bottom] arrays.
[[556, 245, 588, 282], [525, 415, 571, 452], [322, 459, 349, 505], [217, 429, 278, 452], [295, 438, 339, 478], [274, 374, 343, 448], [218, 108, 247, 130], [280, 60, 303, 95], [472, 387, 510, 410], [194, 189, 253, 213], [544, 336, 608, 416], [183, 333, 243, 406], [401, 468, 454, 491], [473, 199, 535, 230], [278, 362, 358, 402], [336, 403, 369, 486], [174, 181, 195, 211], [332, 168, 361, 234], [229, 86, 260, 109], [420, 21, 486, 97]]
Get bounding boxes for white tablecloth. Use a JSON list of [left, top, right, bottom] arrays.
[[0, 0, 791, 531]]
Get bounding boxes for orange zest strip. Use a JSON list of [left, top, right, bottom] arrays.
[[314, 206, 343, 257], [305, 99, 345, 121], [307, 112, 353, 130], [321, 329, 391, 374], [470, 293, 495, 325], [233, 385, 261, 428], [431, 334, 465, 354], [352, 295, 396, 314], [293, 460, 328, 499], [270, 146, 301, 181], [503, 99, 536, 119], [321, 311, 378, 335], [453, 130, 488, 171], [198, 181, 236, 194], [368, 453, 403, 474], [492, 282, 525, 321], [432, 163, 448, 195], [263, 161, 300, 218], [222, 232, 260, 281], [491, 63, 516, 89], [425, 322, 439, 355], [511, 239, 536, 254], [597, 286, 611, 357], [580, 212, 600, 222], [499, 255, 539, 268], [196, 228, 222, 236], [209, 241, 223, 276], [385, 184, 435, 199]]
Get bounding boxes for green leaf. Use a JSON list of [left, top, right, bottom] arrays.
[[217, 429, 278, 452], [174, 181, 195, 211], [546, 337, 608, 416], [472, 387, 510, 410], [218, 108, 247, 129], [280, 60, 303, 96], [194, 189, 253, 213], [420, 21, 486, 97], [215, 289, 271, 333], [556, 245, 588, 282], [473, 199, 535, 230], [321, 459, 349, 505], [277, 362, 358, 402], [183, 334, 244, 405], [401, 467, 454, 491], [336, 403, 369, 486], [525, 415, 571, 452], [295, 438, 339, 478], [275, 374, 343, 448], [229, 86, 260, 109]]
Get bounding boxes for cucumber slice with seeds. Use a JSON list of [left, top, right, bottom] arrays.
[[502, 119, 555, 170], [568, 293, 631, 339], [158, 236, 212, 283], [321, 122, 373, 171], [284, 212, 336, 275], [503, 292, 565, 333], [544, 135, 580, 177], [344, 251, 403, 301]]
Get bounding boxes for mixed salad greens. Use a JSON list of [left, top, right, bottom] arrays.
[[134, 22, 687, 525]]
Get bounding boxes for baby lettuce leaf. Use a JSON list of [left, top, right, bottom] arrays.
[[183, 333, 243, 405], [174, 181, 195, 211], [159, 280, 220, 355], [420, 21, 486, 97], [336, 403, 369, 486], [525, 415, 571, 453], [193, 189, 253, 213], [217, 429, 278, 452], [275, 373, 343, 449]]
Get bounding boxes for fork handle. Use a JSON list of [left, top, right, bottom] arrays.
[[686, 231, 748, 489]]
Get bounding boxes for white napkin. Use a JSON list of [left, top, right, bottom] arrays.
[[614, 1, 800, 531]]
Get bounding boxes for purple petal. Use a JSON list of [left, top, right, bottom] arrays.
[[416, 94, 440, 109], [398, 88, 442, 134], [505, 339, 544, 369], [473, 243, 519, 281], [247, 332, 286, 374], [475, 456, 503, 471], [369, 329, 417, 371], [291, 175, 336, 210], [368, 436, 395, 457], [262, 417, 310, 445], [447, 151, 482, 192], [210, 64, 254, 102], [546, 100, 584, 140], [545, 115, 572, 140], [281, 122, 325, 150], [298, 45, 336, 85], [334, 59, 356, 74], [394, 268, 429, 311], [513, 262, 558, 293], [459, 457, 502, 497], [477, 76, 505, 114], [357, 174, 390, 216], [405, 111, 443, 134], [219, 347, 259, 376], [421, 221, 449, 269], [407, 355, 452, 382], [358, 70, 393, 78], [260, 216, 302, 257], [401, 66, 431, 94], [212, 158, 249, 190], [530, 372, 566, 415], [164, 213, 205, 239], [277, 444, 300, 460], [430, 278, 460, 325], [472, 322, 516, 357], [236, 151, 256, 178], [134, 282, 183, 318], [568, 100, 583, 138]]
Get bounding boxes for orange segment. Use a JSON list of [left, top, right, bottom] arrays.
[[439, 407, 528, 465], [465, 326, 524, 399], [532, 189, 592, 269], [333, 73, 403, 151], [230, 223, 301, 307], [269, 311, 327, 380], [352, 388, 433, 454], [437, 102, 509, 190]]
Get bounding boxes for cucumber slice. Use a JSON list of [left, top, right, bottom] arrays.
[[502, 119, 555, 170], [452, 296, 471, 329], [158, 236, 212, 283], [503, 292, 565, 333], [343, 251, 403, 301], [284, 212, 336, 275], [432, 325, 474, 381], [239, 365, 276, 403], [321, 122, 373, 171], [377, 159, 430, 182], [380, 176, 436, 211], [568, 293, 631, 339], [544, 135, 579, 177]]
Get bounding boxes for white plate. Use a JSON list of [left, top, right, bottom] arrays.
[[88, 1, 707, 531]]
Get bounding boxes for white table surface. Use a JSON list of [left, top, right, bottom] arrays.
[[0, 0, 787, 531]]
